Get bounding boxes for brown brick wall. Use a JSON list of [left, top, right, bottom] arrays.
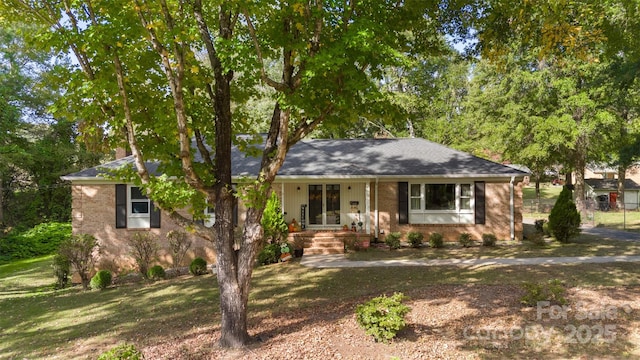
[[375, 181, 524, 242], [71, 184, 216, 274]]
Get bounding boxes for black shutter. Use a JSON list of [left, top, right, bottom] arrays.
[[115, 184, 127, 228], [398, 182, 409, 224], [150, 201, 161, 228], [475, 181, 485, 225]]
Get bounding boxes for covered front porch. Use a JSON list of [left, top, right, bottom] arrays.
[[276, 180, 374, 234]]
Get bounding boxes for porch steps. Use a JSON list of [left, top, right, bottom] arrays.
[[288, 231, 371, 256]]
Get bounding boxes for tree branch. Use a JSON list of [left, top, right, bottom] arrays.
[[134, 0, 204, 191], [289, 103, 335, 145], [241, 10, 288, 91]]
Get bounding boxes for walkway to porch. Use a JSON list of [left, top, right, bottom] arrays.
[[287, 231, 372, 255]]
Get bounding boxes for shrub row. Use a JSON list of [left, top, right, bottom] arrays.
[[382, 232, 500, 249]]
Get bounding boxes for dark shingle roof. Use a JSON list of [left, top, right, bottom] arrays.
[[585, 178, 640, 190], [62, 137, 528, 180]]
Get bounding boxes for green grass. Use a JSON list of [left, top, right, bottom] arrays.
[[523, 183, 563, 201], [3, 249, 640, 359], [0, 255, 60, 298], [591, 210, 640, 230]]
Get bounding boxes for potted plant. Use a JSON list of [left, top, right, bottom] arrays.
[[292, 234, 305, 258]]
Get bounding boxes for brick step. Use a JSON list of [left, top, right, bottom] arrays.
[[304, 248, 344, 255], [304, 239, 344, 247]]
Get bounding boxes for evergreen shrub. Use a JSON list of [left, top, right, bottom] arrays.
[[189, 257, 208, 276], [548, 186, 581, 243], [90, 270, 112, 290], [407, 232, 424, 248], [356, 292, 411, 342], [428, 233, 444, 248]]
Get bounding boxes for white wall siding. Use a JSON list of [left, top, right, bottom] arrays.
[[279, 182, 368, 230]]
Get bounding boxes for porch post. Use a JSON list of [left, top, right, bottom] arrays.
[[374, 178, 379, 240], [365, 181, 371, 234], [281, 182, 285, 215]]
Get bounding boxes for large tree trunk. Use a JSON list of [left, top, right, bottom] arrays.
[[210, 9, 251, 346]]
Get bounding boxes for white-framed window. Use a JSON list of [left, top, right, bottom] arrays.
[[409, 182, 474, 224], [204, 204, 215, 228], [128, 186, 151, 228]]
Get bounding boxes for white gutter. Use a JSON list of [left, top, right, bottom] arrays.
[[510, 176, 515, 240]]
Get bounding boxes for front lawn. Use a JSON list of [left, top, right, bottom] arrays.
[[2, 253, 640, 359]]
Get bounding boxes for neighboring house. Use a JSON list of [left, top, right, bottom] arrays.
[[585, 179, 640, 210], [584, 164, 618, 180], [62, 137, 529, 270]]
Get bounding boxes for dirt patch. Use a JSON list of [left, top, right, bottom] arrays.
[[135, 284, 640, 359]]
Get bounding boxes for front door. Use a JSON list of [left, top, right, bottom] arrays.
[[308, 184, 341, 225]]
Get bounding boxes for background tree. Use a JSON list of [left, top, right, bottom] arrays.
[[0, 22, 101, 230]]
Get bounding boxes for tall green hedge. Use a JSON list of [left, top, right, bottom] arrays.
[[0, 222, 72, 261]]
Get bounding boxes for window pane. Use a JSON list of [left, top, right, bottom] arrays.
[[308, 185, 323, 224], [461, 184, 471, 197], [410, 184, 421, 197], [132, 202, 149, 214], [131, 187, 147, 200], [411, 198, 421, 210], [326, 184, 340, 224], [460, 198, 471, 209], [425, 184, 455, 210]]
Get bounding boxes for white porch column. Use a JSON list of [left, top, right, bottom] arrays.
[[374, 178, 379, 239], [281, 182, 285, 215], [365, 181, 371, 233]]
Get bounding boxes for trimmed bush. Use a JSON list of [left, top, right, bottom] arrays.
[[189, 257, 208, 276], [520, 279, 567, 307], [385, 232, 402, 250], [428, 233, 444, 248], [90, 270, 112, 290], [458, 233, 473, 247], [97, 343, 144, 360], [356, 292, 411, 343], [57, 233, 99, 290], [52, 254, 71, 289], [257, 243, 281, 265], [481, 233, 497, 247], [0, 222, 72, 261], [128, 232, 159, 279], [147, 265, 166, 281], [548, 186, 581, 243], [407, 232, 424, 248]]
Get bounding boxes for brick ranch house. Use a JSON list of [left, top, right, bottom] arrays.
[[62, 137, 528, 270]]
